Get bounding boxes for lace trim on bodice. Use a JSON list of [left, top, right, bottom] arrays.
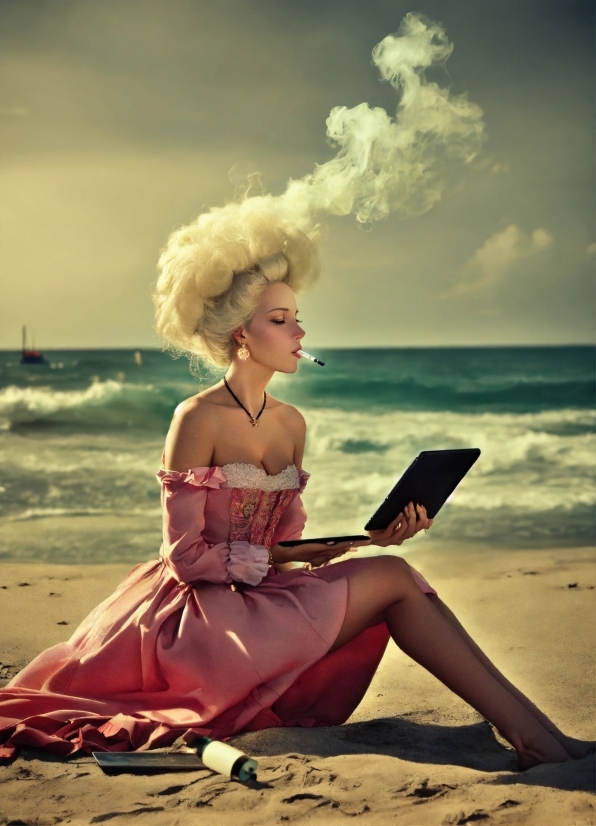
[[221, 462, 299, 492]]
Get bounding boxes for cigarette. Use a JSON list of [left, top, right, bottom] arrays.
[[297, 349, 325, 366]]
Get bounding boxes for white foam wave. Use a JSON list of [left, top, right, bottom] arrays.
[[0, 380, 131, 417], [0, 403, 592, 548], [299, 407, 595, 536], [0, 380, 159, 428]]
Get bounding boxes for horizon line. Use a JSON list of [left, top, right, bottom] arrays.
[[1, 343, 594, 353]]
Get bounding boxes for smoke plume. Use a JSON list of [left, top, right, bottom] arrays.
[[268, 12, 486, 231]]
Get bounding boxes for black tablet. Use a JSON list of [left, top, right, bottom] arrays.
[[278, 535, 370, 548], [364, 448, 481, 531]]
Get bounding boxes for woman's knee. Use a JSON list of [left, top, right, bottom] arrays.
[[373, 554, 415, 580], [330, 555, 416, 650], [362, 554, 419, 598], [341, 555, 420, 613]]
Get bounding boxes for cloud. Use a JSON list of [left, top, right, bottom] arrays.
[[443, 224, 554, 298]]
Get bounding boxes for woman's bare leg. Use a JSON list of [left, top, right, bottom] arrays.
[[329, 556, 571, 769], [427, 594, 594, 760]]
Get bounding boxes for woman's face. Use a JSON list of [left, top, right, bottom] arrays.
[[238, 282, 305, 373]]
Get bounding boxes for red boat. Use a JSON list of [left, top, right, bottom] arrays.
[[20, 326, 46, 365]]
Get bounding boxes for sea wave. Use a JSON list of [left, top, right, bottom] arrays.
[[2, 347, 592, 558], [1, 369, 594, 435], [0, 404, 592, 548], [0, 380, 177, 432], [298, 407, 595, 545], [278, 376, 595, 413]]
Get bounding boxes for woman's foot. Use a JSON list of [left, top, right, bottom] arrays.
[[516, 733, 573, 771], [557, 734, 596, 760]]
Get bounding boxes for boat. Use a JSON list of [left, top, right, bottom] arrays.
[[20, 325, 47, 364]]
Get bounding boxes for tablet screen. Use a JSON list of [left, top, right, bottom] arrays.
[[364, 448, 480, 531]]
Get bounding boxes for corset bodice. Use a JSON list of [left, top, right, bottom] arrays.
[[219, 464, 299, 546]]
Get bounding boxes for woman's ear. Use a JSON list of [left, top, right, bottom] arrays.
[[232, 327, 245, 346]]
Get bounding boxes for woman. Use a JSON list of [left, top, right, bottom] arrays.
[[0, 201, 590, 769]]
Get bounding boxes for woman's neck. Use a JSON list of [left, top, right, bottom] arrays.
[[223, 362, 274, 415]]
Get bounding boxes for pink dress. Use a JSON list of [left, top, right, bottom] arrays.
[[0, 462, 436, 761]]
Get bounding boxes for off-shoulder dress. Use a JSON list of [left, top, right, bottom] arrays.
[[0, 462, 436, 760]]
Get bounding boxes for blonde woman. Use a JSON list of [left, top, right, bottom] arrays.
[[0, 200, 590, 769]]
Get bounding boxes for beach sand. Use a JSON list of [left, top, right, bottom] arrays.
[[0, 544, 594, 825]]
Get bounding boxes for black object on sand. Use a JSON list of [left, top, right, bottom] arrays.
[[92, 737, 258, 781], [92, 751, 203, 774]]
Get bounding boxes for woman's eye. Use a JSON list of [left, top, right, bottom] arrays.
[[272, 318, 303, 325]]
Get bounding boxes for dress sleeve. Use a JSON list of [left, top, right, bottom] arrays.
[[156, 467, 270, 587]]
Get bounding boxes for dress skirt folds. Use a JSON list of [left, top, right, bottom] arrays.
[[0, 462, 436, 760]]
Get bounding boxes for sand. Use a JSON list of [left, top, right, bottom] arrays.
[[0, 544, 594, 825]]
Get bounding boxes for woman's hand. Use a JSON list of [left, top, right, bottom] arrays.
[[366, 502, 433, 548], [270, 538, 371, 569]]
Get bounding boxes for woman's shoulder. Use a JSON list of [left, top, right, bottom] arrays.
[[173, 391, 217, 418], [279, 403, 306, 433], [251, 395, 305, 429], [164, 395, 218, 471], [168, 395, 217, 439]]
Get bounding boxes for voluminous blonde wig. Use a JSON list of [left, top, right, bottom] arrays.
[[152, 197, 320, 371]]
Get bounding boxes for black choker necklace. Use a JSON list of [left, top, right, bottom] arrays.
[[223, 377, 267, 428]]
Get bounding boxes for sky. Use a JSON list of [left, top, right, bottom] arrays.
[[0, 0, 594, 350]]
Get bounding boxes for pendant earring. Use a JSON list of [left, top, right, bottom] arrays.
[[238, 341, 250, 361]]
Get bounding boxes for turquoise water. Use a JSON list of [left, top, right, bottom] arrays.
[[0, 346, 594, 560]]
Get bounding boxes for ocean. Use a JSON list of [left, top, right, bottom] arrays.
[[0, 346, 593, 564]]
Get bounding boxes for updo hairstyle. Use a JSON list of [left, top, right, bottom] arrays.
[[152, 198, 320, 371]]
